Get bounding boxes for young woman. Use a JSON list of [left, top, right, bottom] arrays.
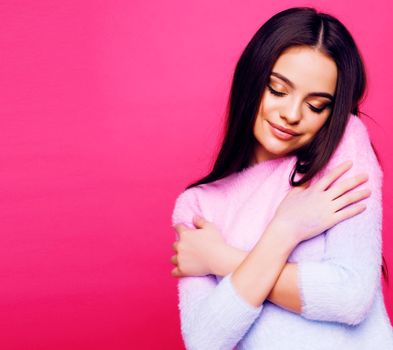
[[170, 7, 393, 349]]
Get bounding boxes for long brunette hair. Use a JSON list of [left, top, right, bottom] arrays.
[[185, 7, 389, 283]]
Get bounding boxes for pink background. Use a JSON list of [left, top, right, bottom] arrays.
[[1, 1, 392, 349]]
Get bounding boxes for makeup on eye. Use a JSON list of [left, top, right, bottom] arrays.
[[270, 72, 335, 101], [267, 85, 332, 114]]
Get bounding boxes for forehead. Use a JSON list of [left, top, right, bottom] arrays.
[[271, 46, 337, 95]]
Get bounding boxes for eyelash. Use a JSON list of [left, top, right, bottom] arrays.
[[267, 86, 329, 114]]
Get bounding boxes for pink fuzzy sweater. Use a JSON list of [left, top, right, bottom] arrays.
[[171, 114, 393, 349]]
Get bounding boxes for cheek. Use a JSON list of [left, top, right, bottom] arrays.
[[259, 94, 276, 114], [300, 120, 327, 143], [253, 115, 264, 138]]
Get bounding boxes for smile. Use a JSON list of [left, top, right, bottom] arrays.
[[268, 121, 301, 141]]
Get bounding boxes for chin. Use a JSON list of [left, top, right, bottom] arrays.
[[261, 139, 292, 157]]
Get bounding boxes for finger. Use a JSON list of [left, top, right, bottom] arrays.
[[333, 203, 367, 224], [172, 241, 178, 252], [170, 254, 178, 266], [314, 160, 353, 191], [328, 173, 369, 200], [174, 224, 192, 241], [173, 223, 189, 234], [332, 188, 371, 212], [171, 266, 182, 278], [193, 215, 206, 229]]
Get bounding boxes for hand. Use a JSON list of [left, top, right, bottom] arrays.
[[171, 215, 227, 278], [271, 160, 371, 244]]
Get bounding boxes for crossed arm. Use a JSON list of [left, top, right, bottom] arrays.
[[214, 245, 301, 313], [172, 168, 381, 349], [171, 117, 383, 349]]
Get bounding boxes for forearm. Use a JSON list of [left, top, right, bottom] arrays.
[[215, 244, 302, 313], [267, 262, 301, 313], [230, 221, 298, 307], [172, 189, 264, 350]]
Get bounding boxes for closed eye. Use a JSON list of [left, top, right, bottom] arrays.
[[307, 103, 331, 114], [268, 86, 331, 114], [268, 85, 286, 97]]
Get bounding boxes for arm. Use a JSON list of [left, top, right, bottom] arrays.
[[218, 156, 372, 310], [229, 221, 297, 308], [171, 188, 263, 350], [295, 118, 383, 326], [172, 186, 301, 349], [211, 118, 383, 326], [172, 158, 363, 348], [212, 246, 301, 313]]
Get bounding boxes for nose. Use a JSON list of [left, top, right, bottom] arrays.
[[281, 98, 302, 124]]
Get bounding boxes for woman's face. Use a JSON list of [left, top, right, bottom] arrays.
[[253, 46, 337, 163]]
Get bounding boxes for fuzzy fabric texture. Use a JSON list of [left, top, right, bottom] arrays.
[[171, 114, 393, 350]]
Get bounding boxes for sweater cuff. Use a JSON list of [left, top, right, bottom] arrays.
[[298, 260, 344, 320], [208, 273, 263, 329]]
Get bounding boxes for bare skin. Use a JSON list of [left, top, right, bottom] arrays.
[[172, 161, 370, 310], [253, 46, 337, 162], [171, 46, 371, 310]]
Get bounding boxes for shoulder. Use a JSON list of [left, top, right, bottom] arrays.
[[171, 167, 243, 230], [171, 181, 226, 228], [338, 114, 380, 162], [323, 114, 382, 179], [335, 114, 371, 155], [171, 186, 203, 228]]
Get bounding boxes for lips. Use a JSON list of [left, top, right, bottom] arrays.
[[268, 121, 301, 136], [267, 120, 302, 141]]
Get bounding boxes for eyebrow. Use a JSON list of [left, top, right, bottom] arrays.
[[271, 72, 335, 101]]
